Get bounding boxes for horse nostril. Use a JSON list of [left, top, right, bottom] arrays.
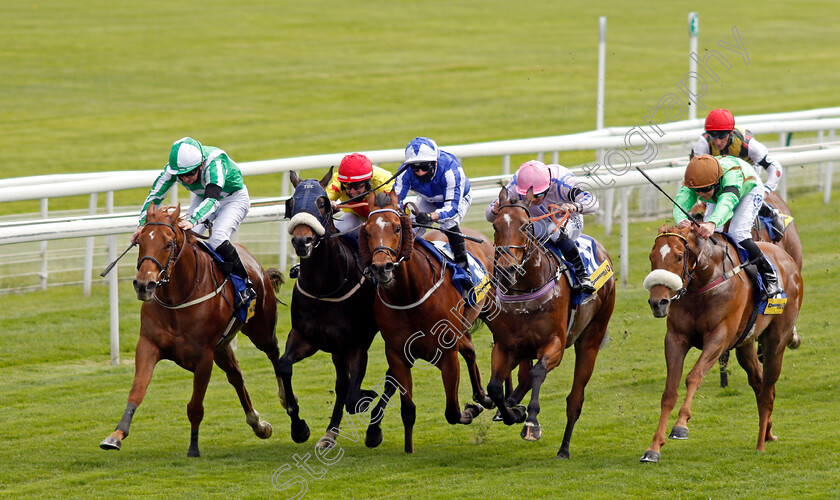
[[384, 262, 394, 273], [146, 282, 156, 292], [658, 298, 670, 308], [304, 236, 313, 246]]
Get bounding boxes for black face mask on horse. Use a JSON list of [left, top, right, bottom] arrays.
[[286, 179, 334, 248]]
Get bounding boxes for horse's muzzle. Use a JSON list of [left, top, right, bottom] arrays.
[[291, 235, 314, 258], [133, 279, 157, 301], [369, 262, 395, 285], [648, 297, 671, 318]]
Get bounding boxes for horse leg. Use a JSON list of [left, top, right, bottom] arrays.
[[364, 368, 401, 449], [557, 331, 603, 459], [522, 337, 565, 442], [507, 361, 533, 406], [186, 352, 214, 457], [100, 336, 161, 451], [345, 348, 374, 415], [318, 354, 351, 449], [671, 334, 730, 438], [487, 345, 525, 426], [381, 350, 416, 453], [277, 328, 319, 443], [439, 351, 482, 426], [213, 344, 272, 440], [457, 333, 494, 409], [755, 326, 789, 450], [641, 330, 691, 463]]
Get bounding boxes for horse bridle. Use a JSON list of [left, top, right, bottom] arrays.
[[136, 221, 187, 287], [367, 208, 407, 268], [493, 203, 537, 273], [655, 231, 707, 300]]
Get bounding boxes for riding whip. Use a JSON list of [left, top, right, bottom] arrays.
[[100, 241, 137, 277]]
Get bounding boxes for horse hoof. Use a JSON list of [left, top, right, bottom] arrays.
[[492, 410, 504, 422], [187, 447, 200, 458], [512, 405, 527, 424], [291, 420, 310, 444], [465, 403, 483, 418], [257, 422, 273, 440], [640, 450, 660, 463], [788, 331, 801, 349], [520, 422, 542, 441], [99, 436, 122, 451], [555, 448, 570, 460], [365, 427, 383, 449], [474, 394, 495, 410], [669, 426, 689, 440], [354, 389, 378, 414]]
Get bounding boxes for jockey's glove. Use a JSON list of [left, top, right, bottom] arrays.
[[414, 212, 433, 226]]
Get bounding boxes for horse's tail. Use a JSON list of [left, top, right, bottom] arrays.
[[266, 268, 287, 303], [468, 317, 484, 337]]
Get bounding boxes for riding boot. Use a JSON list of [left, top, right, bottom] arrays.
[[215, 240, 257, 306], [447, 226, 471, 276], [759, 202, 786, 242], [739, 238, 783, 298], [556, 237, 596, 295]]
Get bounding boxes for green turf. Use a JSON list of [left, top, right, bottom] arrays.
[[2, 1, 840, 498], [0, 190, 837, 499]]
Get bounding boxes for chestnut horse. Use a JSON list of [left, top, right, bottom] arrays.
[[359, 192, 495, 453], [718, 190, 802, 386], [640, 225, 803, 463], [485, 187, 616, 459], [100, 205, 285, 457], [280, 168, 379, 447]]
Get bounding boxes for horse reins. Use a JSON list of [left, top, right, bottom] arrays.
[[655, 231, 710, 300]]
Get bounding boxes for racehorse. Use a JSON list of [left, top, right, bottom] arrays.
[[717, 190, 802, 386], [279, 168, 379, 447], [640, 224, 803, 462], [359, 191, 495, 453], [485, 187, 616, 459], [100, 204, 285, 457]]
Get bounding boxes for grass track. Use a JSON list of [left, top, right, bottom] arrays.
[[1, 190, 838, 499], [2, 1, 840, 497]]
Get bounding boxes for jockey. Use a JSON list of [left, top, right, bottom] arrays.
[[327, 153, 395, 234], [675, 154, 783, 297], [394, 137, 472, 272], [132, 137, 256, 306], [486, 160, 598, 295]]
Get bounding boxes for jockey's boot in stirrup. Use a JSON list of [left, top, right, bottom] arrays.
[[759, 202, 786, 242], [216, 241, 257, 306], [558, 239, 596, 295], [448, 227, 471, 277], [740, 238, 782, 298]]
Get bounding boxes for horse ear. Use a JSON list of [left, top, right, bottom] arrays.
[[173, 203, 181, 222], [657, 224, 668, 234], [524, 186, 535, 206], [366, 191, 376, 212], [357, 224, 372, 267], [499, 187, 508, 204], [320, 166, 334, 189], [290, 171, 301, 188], [146, 203, 155, 221], [399, 215, 413, 261], [388, 189, 398, 208]]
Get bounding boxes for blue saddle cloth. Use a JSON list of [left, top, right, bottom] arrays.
[[196, 241, 253, 323], [414, 238, 489, 307], [718, 232, 786, 312], [543, 234, 602, 307]]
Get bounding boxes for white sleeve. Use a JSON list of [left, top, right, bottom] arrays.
[[691, 137, 710, 157], [747, 138, 783, 191]]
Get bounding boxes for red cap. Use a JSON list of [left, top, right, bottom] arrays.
[[337, 153, 373, 183], [705, 109, 735, 131]]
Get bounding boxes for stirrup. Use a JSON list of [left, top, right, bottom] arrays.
[[237, 282, 257, 307], [575, 278, 596, 295]]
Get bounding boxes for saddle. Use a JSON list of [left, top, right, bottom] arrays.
[[195, 241, 255, 323], [415, 239, 491, 307]]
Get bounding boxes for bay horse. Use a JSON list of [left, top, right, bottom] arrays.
[[640, 224, 803, 463], [280, 168, 378, 447], [100, 204, 286, 457], [359, 191, 495, 453], [485, 187, 616, 459]]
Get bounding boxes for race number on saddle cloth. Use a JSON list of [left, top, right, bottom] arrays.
[[413, 239, 491, 308]]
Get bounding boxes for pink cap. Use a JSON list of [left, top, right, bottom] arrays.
[[515, 160, 550, 196]]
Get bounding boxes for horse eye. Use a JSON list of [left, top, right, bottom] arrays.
[[394, 226, 401, 234], [676, 254, 683, 262]]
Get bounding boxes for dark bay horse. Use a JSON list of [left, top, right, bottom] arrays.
[[640, 225, 803, 463], [360, 191, 495, 453], [280, 168, 378, 447], [485, 187, 616, 459], [100, 204, 285, 457]]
